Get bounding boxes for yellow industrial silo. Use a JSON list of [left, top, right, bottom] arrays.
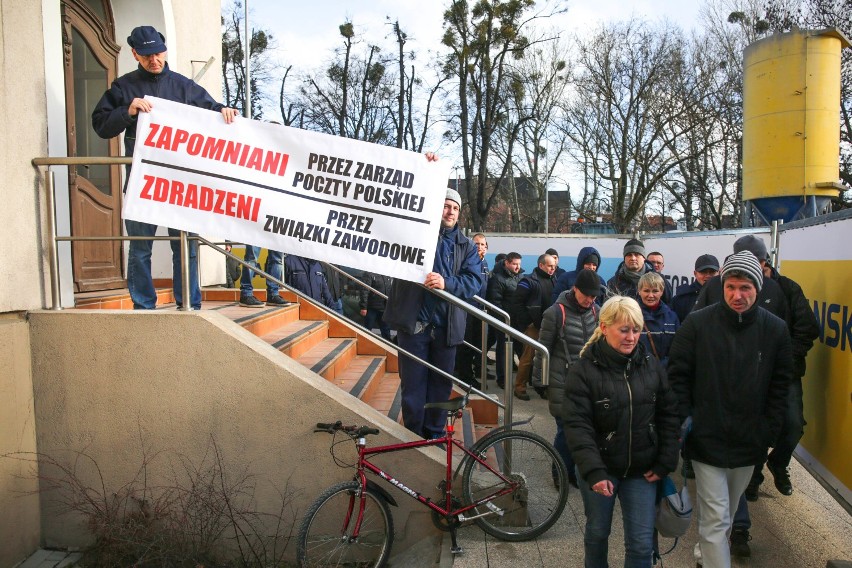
[[742, 28, 849, 225]]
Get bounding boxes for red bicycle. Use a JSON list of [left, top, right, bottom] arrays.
[[297, 394, 568, 567]]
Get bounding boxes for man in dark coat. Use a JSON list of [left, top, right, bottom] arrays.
[[671, 254, 720, 323], [383, 188, 481, 439], [486, 252, 523, 388], [359, 272, 394, 341], [607, 238, 672, 304], [508, 253, 556, 400], [668, 251, 791, 568], [92, 25, 237, 310]]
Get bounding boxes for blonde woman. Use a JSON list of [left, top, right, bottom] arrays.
[[565, 296, 680, 568], [636, 272, 681, 367]]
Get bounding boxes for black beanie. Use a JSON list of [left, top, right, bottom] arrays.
[[574, 269, 601, 297]]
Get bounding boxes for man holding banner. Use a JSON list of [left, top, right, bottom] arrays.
[[383, 187, 482, 439], [92, 25, 238, 310]]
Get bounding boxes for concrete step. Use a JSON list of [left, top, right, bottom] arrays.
[[297, 337, 358, 381], [262, 319, 329, 358]]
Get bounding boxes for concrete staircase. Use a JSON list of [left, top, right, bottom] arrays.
[[76, 287, 409, 421]]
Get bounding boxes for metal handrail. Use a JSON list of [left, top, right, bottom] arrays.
[[33, 155, 551, 428]]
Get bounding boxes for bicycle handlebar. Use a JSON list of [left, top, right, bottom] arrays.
[[315, 422, 380, 437]]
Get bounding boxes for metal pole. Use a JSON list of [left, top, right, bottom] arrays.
[[44, 170, 63, 310], [179, 230, 191, 311], [480, 318, 489, 392], [244, 0, 250, 119]]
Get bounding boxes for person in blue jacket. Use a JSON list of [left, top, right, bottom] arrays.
[[551, 246, 608, 305], [636, 272, 680, 367], [284, 255, 335, 309], [92, 26, 237, 311], [383, 185, 482, 439]]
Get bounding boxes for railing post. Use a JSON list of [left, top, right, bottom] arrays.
[[179, 230, 191, 311], [480, 318, 489, 391], [44, 170, 63, 310], [503, 333, 514, 425]]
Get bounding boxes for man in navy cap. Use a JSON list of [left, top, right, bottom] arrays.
[[92, 26, 238, 311], [671, 253, 720, 323]]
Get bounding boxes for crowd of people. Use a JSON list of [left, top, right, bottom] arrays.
[[382, 224, 814, 568]]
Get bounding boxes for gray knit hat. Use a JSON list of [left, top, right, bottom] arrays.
[[721, 251, 763, 292], [733, 235, 768, 261], [623, 238, 645, 257], [446, 188, 462, 207]]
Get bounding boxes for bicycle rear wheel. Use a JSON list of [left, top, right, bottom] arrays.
[[298, 480, 394, 568], [462, 430, 568, 541]]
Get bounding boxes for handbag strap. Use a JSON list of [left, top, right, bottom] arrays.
[[644, 323, 660, 359]]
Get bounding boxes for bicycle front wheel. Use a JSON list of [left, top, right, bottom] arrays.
[[298, 480, 394, 568], [462, 430, 568, 541]]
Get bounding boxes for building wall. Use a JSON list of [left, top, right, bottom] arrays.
[[0, 1, 50, 313], [0, 316, 41, 568], [29, 310, 441, 559]]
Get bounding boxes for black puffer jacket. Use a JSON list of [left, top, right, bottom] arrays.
[[533, 290, 598, 419], [486, 261, 522, 309], [359, 272, 393, 311], [565, 340, 680, 486], [768, 267, 819, 379], [508, 267, 555, 330], [667, 301, 792, 468]]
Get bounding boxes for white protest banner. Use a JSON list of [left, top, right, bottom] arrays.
[[123, 96, 452, 283]]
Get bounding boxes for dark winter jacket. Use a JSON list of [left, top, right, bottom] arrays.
[[638, 302, 680, 367], [486, 261, 523, 309], [320, 263, 343, 302], [551, 246, 607, 304], [533, 289, 599, 419], [383, 224, 481, 346], [671, 280, 703, 323], [284, 255, 335, 308], [565, 340, 681, 486], [667, 301, 792, 469], [359, 272, 394, 311], [508, 267, 556, 331], [607, 261, 673, 304], [768, 266, 820, 379], [92, 62, 224, 159]]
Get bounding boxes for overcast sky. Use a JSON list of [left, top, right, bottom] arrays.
[[246, 0, 704, 71]]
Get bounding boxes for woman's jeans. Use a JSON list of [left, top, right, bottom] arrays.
[[577, 470, 657, 568]]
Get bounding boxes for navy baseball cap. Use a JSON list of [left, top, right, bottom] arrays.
[[694, 254, 720, 272], [128, 26, 166, 55]]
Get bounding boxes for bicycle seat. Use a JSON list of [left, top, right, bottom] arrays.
[[424, 397, 466, 411]]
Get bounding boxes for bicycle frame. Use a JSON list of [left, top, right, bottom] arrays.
[[350, 414, 518, 532]]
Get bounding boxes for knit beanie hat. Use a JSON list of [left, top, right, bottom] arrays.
[[733, 235, 768, 261], [574, 269, 602, 297], [623, 238, 645, 257], [721, 251, 763, 292], [445, 188, 462, 207]]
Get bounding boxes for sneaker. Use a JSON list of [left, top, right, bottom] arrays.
[[767, 462, 793, 495], [239, 295, 264, 308], [266, 294, 290, 306], [681, 458, 695, 479], [730, 527, 752, 557], [514, 390, 530, 401], [745, 478, 760, 502]]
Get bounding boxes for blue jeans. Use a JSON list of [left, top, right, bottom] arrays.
[[240, 246, 283, 296], [364, 309, 392, 340], [577, 470, 657, 568], [553, 418, 576, 480], [125, 220, 200, 310], [397, 325, 456, 439]]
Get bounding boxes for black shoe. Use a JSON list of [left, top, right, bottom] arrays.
[[534, 386, 548, 399], [266, 294, 290, 306], [681, 458, 695, 479], [239, 295, 264, 308], [496, 378, 505, 389], [514, 391, 530, 401], [768, 462, 793, 495], [568, 474, 579, 489], [730, 527, 752, 557], [745, 479, 760, 502]]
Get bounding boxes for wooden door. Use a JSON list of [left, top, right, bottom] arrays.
[[62, 1, 124, 292]]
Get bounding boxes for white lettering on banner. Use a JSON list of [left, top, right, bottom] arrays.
[[123, 96, 451, 283]]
